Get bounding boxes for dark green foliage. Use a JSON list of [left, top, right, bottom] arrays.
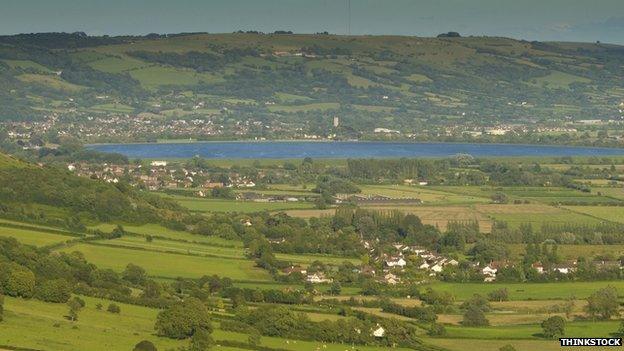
[[123, 263, 147, 285], [427, 323, 446, 336], [67, 296, 83, 321], [0, 293, 4, 322], [107, 303, 121, 314], [189, 327, 213, 351], [133, 340, 157, 351], [154, 298, 212, 339], [462, 305, 489, 327], [585, 286, 620, 320], [2, 267, 35, 298], [487, 288, 509, 302], [35, 278, 72, 303], [541, 316, 565, 338]]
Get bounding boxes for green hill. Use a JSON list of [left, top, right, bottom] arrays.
[[0, 152, 182, 226], [1, 32, 623, 130]]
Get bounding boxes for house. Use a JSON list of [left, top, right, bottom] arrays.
[[372, 325, 386, 338], [419, 262, 430, 270], [383, 273, 400, 285], [360, 265, 376, 276], [553, 261, 577, 275], [531, 262, 545, 274], [204, 182, 224, 189], [150, 161, 168, 167], [430, 263, 444, 273], [241, 219, 252, 227], [283, 266, 307, 275], [306, 273, 332, 284], [385, 257, 407, 268]]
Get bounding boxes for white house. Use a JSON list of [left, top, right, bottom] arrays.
[[373, 325, 386, 338], [306, 273, 332, 284], [383, 273, 400, 285], [150, 161, 168, 167], [385, 257, 407, 268]]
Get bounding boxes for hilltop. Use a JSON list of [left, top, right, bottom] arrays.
[[0, 32, 623, 141]]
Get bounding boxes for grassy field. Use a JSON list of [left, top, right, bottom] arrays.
[[0, 225, 75, 247], [359, 184, 490, 204], [508, 244, 624, 260], [55, 243, 271, 281], [103, 236, 245, 259], [1, 295, 409, 351], [89, 223, 242, 247], [563, 205, 624, 223], [169, 195, 314, 213], [475, 203, 601, 228], [429, 281, 624, 301]]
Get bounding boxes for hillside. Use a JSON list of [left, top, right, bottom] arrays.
[[1, 32, 623, 140], [0, 151, 182, 226]]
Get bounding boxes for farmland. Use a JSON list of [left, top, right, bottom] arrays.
[[55, 243, 272, 281]]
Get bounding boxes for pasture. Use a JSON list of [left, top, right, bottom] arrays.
[[169, 196, 314, 213], [0, 225, 75, 247], [429, 281, 624, 301], [475, 204, 600, 228], [103, 236, 245, 259], [563, 205, 624, 223], [90, 223, 242, 247], [55, 243, 271, 281]]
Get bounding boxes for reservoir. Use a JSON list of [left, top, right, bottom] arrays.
[[88, 141, 624, 159]]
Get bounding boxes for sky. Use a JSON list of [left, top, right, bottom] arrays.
[[1, 0, 623, 44]]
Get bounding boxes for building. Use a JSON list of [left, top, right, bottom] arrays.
[[306, 273, 332, 284], [150, 161, 168, 167], [333, 116, 340, 128], [385, 257, 407, 268], [373, 325, 386, 338]]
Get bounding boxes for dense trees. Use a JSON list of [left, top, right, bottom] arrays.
[[541, 316, 565, 338], [154, 298, 212, 339], [585, 287, 619, 320]]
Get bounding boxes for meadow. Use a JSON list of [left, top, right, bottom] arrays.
[[0, 225, 76, 247], [428, 281, 624, 301], [168, 195, 314, 213], [55, 243, 271, 281]]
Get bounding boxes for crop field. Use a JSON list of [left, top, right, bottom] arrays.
[[266, 102, 340, 113], [359, 184, 490, 204], [429, 281, 624, 301], [444, 320, 618, 339], [475, 204, 600, 228], [55, 243, 272, 281], [0, 225, 74, 247], [169, 196, 314, 213], [361, 205, 492, 232]]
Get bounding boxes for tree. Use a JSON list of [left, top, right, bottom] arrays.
[[487, 288, 509, 302], [329, 281, 342, 295], [107, 303, 121, 314], [155, 298, 212, 339], [123, 263, 147, 285], [541, 316, 565, 338], [427, 323, 446, 336], [36, 279, 71, 303], [67, 297, 83, 321], [5, 268, 35, 298], [586, 286, 619, 320], [133, 340, 157, 351], [189, 327, 213, 351], [462, 305, 489, 326]]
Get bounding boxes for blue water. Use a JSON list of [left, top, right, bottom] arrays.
[[88, 141, 624, 159]]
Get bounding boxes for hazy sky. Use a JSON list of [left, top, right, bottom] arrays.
[[1, 0, 623, 44]]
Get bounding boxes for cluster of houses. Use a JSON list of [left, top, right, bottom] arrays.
[[66, 161, 259, 191], [481, 260, 580, 282]]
